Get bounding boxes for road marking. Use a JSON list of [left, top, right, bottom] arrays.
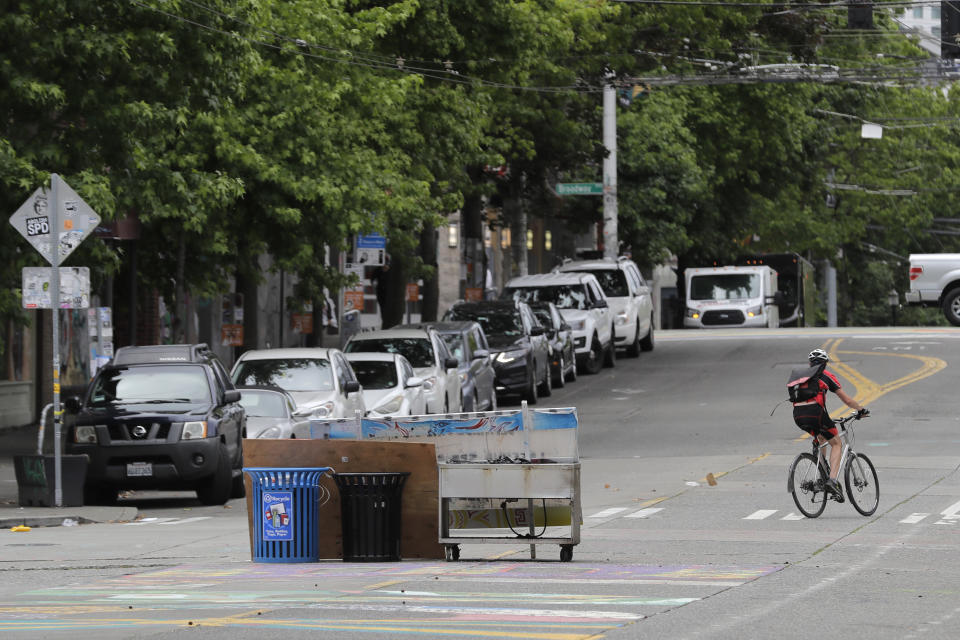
[[588, 508, 628, 518], [122, 517, 211, 526], [899, 513, 929, 524], [123, 517, 176, 526], [744, 510, 777, 520], [941, 499, 960, 518], [781, 513, 805, 521], [624, 508, 663, 519], [157, 517, 211, 525]]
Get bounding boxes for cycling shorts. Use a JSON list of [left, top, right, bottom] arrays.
[[793, 403, 838, 439]]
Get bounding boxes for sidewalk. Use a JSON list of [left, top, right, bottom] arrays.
[[0, 422, 138, 529]]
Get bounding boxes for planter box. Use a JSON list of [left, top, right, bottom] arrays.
[[13, 454, 88, 507]]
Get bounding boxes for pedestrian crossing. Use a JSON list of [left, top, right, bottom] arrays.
[[584, 499, 960, 524]]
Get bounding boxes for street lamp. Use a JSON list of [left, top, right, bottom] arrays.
[[887, 288, 899, 326]]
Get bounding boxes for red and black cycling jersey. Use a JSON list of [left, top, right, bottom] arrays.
[[805, 369, 841, 409]]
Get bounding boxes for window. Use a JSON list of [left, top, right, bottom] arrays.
[[441, 333, 466, 364], [232, 358, 334, 392], [504, 285, 589, 310], [689, 274, 760, 301], [589, 269, 630, 297], [91, 365, 212, 405], [239, 390, 290, 418], [913, 7, 923, 18], [933, 7, 941, 19], [351, 360, 400, 390], [345, 338, 435, 368]]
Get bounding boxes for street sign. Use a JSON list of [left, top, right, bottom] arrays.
[[556, 182, 603, 196], [356, 233, 386, 249], [355, 234, 386, 266], [9, 177, 101, 265], [22, 267, 91, 309], [8, 174, 101, 508]]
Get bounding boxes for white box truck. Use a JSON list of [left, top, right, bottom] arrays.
[[684, 265, 782, 328]]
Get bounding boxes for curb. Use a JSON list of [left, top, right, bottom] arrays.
[[1, 506, 138, 529]]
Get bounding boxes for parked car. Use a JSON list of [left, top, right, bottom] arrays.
[[501, 272, 615, 375], [404, 321, 497, 412], [344, 327, 461, 413], [65, 343, 245, 505], [556, 256, 655, 356], [230, 347, 365, 421], [529, 301, 577, 388], [444, 300, 550, 404], [238, 387, 304, 439], [345, 352, 426, 418]]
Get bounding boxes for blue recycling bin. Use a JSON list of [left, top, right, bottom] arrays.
[[244, 467, 331, 563]]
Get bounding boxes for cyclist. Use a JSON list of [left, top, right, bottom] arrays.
[[793, 348, 869, 498]]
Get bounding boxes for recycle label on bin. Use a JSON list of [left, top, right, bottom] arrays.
[[261, 491, 293, 540]]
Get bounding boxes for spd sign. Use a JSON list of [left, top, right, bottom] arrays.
[[9, 176, 101, 265]]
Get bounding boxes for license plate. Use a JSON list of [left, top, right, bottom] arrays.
[[127, 462, 153, 477]]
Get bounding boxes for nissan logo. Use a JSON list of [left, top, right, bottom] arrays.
[[132, 425, 148, 439]]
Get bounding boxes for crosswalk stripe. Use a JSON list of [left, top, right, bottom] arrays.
[[781, 513, 805, 521], [624, 508, 664, 519], [941, 499, 960, 518], [744, 510, 777, 520], [157, 517, 211, 525], [900, 513, 929, 524], [588, 508, 629, 518], [123, 517, 176, 526]]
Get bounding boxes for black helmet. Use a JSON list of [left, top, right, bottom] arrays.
[[808, 348, 829, 364]]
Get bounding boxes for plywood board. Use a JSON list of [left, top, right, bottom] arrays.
[[243, 439, 443, 560]]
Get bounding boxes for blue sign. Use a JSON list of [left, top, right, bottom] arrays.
[[261, 491, 293, 541], [356, 233, 386, 249]]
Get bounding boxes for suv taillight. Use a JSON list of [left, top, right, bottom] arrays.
[[909, 266, 923, 281]]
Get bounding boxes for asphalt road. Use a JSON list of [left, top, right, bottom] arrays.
[[1, 327, 958, 639]]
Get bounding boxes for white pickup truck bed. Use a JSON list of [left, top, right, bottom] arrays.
[[906, 253, 960, 326]]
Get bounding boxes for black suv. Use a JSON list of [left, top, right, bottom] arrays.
[[444, 300, 550, 404], [66, 344, 245, 505]]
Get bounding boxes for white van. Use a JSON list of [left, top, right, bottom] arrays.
[[683, 265, 781, 328]]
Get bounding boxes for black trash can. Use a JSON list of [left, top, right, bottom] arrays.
[[13, 454, 88, 507], [333, 472, 410, 562]]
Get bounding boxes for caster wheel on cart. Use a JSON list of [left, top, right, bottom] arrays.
[[444, 545, 460, 561], [560, 545, 573, 562]]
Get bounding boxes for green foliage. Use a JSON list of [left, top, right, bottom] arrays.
[[2, 0, 957, 344]]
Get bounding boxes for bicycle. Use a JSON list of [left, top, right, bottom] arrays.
[[787, 411, 879, 518]]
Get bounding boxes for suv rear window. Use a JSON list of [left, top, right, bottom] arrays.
[[232, 358, 335, 392], [504, 285, 589, 310], [90, 365, 212, 405], [589, 270, 630, 297], [345, 338, 434, 368], [446, 307, 522, 337]]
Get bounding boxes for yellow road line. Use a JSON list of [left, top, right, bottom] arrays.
[[793, 337, 947, 441]]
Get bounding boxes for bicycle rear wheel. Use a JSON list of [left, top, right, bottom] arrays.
[[845, 453, 879, 516], [788, 452, 827, 518]]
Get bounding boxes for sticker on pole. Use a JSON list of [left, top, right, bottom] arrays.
[[8, 176, 101, 265], [261, 491, 293, 540]]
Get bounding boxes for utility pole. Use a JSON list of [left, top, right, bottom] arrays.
[[602, 79, 618, 259]]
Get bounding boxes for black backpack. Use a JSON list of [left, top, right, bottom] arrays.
[[787, 362, 826, 403]]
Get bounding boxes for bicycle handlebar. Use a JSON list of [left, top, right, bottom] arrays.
[[837, 408, 870, 427]]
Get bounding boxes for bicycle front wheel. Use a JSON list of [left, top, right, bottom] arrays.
[[788, 452, 827, 518], [845, 453, 879, 516]]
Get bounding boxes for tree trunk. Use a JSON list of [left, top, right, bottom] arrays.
[[174, 231, 186, 344]]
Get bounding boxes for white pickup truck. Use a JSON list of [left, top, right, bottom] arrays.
[[905, 253, 960, 326]]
